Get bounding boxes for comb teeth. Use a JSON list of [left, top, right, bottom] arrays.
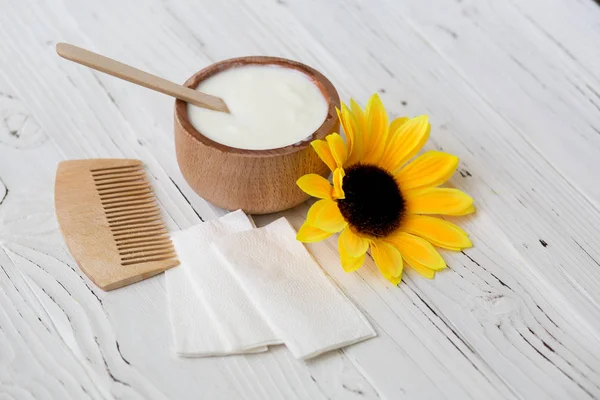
[[92, 163, 178, 267]]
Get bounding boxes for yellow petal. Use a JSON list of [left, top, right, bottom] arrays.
[[296, 174, 332, 199], [379, 115, 430, 173], [311, 140, 337, 171], [395, 151, 459, 190], [339, 226, 369, 257], [336, 107, 348, 145], [316, 200, 347, 233], [296, 222, 333, 243], [350, 99, 366, 162], [389, 116, 409, 136], [403, 257, 436, 279], [339, 104, 363, 165], [339, 239, 366, 272], [306, 199, 329, 225], [402, 215, 472, 250], [389, 232, 446, 270], [332, 168, 345, 199], [350, 98, 365, 133], [371, 240, 403, 283], [456, 204, 476, 215], [405, 188, 474, 216], [337, 104, 354, 159], [387, 275, 401, 285], [326, 133, 348, 168], [363, 94, 389, 164]]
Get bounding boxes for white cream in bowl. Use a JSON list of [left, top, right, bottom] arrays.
[[187, 64, 329, 150]]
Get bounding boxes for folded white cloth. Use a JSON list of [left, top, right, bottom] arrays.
[[166, 262, 245, 356], [166, 210, 280, 356], [212, 217, 377, 360]]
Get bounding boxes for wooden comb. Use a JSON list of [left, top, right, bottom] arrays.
[[55, 159, 179, 291]]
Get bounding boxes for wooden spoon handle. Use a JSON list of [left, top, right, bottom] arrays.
[[56, 43, 229, 113]]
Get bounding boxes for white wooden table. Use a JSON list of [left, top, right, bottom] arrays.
[[2, 0, 600, 398]]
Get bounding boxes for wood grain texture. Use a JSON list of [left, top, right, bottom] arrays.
[[55, 159, 178, 291], [56, 43, 230, 113], [174, 56, 339, 214], [1, 0, 600, 399]]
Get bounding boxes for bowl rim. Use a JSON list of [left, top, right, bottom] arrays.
[[175, 56, 340, 157]]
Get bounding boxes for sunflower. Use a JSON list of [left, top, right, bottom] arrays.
[[296, 94, 474, 284]]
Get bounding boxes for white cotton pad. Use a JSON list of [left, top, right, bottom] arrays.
[[211, 217, 376, 360], [166, 210, 280, 356]]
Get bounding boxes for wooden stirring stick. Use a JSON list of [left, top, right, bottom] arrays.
[[56, 43, 229, 113]]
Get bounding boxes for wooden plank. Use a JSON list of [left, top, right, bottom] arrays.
[[509, 0, 600, 81], [375, 0, 600, 207], [0, 1, 378, 399], [1, 0, 600, 398]]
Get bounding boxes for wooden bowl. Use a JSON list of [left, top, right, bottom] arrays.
[[174, 56, 340, 214]]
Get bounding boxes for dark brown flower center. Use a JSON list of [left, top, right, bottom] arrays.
[[337, 164, 404, 238]]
